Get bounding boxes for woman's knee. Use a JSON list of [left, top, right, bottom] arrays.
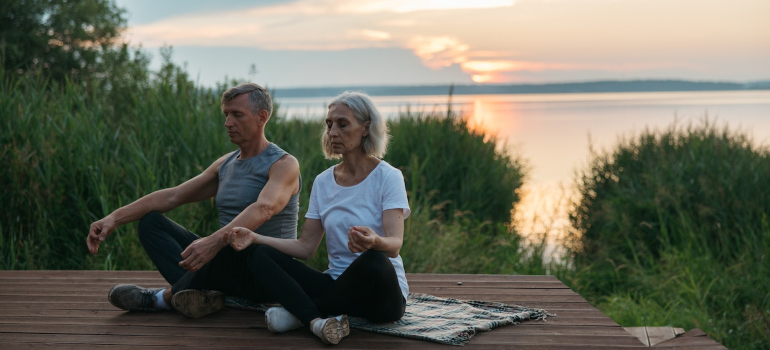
[[356, 250, 392, 276], [366, 298, 406, 323], [360, 249, 388, 264]]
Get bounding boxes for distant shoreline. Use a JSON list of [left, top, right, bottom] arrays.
[[272, 79, 770, 98]]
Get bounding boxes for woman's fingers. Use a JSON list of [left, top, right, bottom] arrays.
[[347, 230, 370, 253]]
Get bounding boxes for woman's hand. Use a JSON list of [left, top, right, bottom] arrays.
[[347, 226, 378, 253], [223, 227, 258, 251]]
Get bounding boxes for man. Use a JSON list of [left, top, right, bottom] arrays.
[[87, 83, 301, 317]]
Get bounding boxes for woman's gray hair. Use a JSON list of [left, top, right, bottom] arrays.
[[221, 83, 273, 117], [322, 91, 389, 159]]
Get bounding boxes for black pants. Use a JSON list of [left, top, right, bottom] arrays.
[[137, 212, 405, 323], [136, 212, 270, 301], [249, 245, 406, 325]]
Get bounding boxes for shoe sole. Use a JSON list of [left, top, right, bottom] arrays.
[[320, 316, 349, 345], [171, 290, 224, 318], [338, 315, 350, 338]]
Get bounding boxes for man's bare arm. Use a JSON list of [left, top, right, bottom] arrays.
[[87, 154, 228, 254], [178, 154, 301, 272]]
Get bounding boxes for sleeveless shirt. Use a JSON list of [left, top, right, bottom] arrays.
[[215, 143, 300, 239]]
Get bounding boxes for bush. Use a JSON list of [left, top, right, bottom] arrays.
[[569, 119, 770, 270], [565, 119, 770, 350], [387, 112, 526, 224]]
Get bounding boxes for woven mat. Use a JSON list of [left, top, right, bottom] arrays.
[[225, 292, 552, 346]]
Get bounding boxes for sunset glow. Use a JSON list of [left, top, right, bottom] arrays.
[[117, 0, 770, 87]]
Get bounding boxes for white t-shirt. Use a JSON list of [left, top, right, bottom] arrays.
[[306, 161, 411, 299]]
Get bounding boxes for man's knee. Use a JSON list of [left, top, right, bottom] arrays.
[[137, 211, 165, 242], [246, 244, 274, 267]]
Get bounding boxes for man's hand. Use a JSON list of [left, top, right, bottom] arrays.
[[223, 227, 257, 252], [87, 216, 117, 254], [179, 235, 224, 272], [347, 226, 378, 254]]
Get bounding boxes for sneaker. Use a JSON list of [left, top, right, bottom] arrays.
[[266, 306, 304, 333], [311, 315, 350, 345], [337, 315, 350, 338], [171, 289, 225, 318], [108, 284, 164, 312]]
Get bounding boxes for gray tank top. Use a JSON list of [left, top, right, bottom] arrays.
[[215, 143, 300, 239]]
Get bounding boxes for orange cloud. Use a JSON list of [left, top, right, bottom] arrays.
[[350, 0, 515, 13], [407, 36, 469, 69], [358, 29, 392, 41], [472, 74, 495, 83]]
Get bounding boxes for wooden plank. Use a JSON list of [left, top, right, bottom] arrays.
[[0, 314, 620, 327], [646, 327, 676, 346], [0, 331, 648, 348], [0, 287, 580, 297], [624, 327, 650, 346], [1, 280, 570, 290], [405, 273, 562, 282], [0, 307, 610, 319], [0, 271, 727, 349], [0, 294, 591, 304], [652, 329, 728, 349]]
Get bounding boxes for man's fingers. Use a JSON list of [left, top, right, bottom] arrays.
[[179, 256, 195, 271], [180, 246, 191, 259]]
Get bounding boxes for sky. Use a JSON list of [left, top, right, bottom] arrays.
[[114, 0, 770, 88]]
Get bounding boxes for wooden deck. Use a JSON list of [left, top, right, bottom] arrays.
[[0, 271, 727, 349]]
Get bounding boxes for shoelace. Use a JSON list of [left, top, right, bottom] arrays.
[[137, 288, 157, 311]]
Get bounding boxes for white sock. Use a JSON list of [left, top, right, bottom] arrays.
[[311, 318, 329, 337], [154, 289, 172, 310], [265, 307, 303, 333]]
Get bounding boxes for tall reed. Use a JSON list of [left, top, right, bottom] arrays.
[[1, 66, 529, 275]]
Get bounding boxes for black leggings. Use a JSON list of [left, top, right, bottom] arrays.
[[249, 245, 406, 325]]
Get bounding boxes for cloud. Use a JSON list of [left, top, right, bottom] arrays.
[[122, 0, 768, 85], [125, 0, 517, 49], [406, 36, 469, 69], [348, 0, 515, 13], [356, 29, 392, 41]]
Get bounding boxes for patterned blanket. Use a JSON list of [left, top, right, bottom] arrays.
[[225, 293, 552, 346]]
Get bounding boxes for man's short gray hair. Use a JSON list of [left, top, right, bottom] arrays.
[[221, 83, 273, 117], [322, 91, 389, 159]]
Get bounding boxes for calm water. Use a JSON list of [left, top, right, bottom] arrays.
[[279, 90, 770, 252]]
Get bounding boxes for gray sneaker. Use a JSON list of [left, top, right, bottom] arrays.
[[171, 289, 225, 318], [108, 284, 164, 312]]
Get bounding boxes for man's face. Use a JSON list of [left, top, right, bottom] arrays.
[[222, 94, 260, 145]]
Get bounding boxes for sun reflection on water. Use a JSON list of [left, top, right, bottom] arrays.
[[279, 90, 770, 261]]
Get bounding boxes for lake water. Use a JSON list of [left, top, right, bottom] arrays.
[[278, 90, 770, 256]]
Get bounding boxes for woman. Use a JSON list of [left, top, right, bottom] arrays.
[[223, 91, 410, 345]]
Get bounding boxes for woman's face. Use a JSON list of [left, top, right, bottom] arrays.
[[326, 103, 369, 156]]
